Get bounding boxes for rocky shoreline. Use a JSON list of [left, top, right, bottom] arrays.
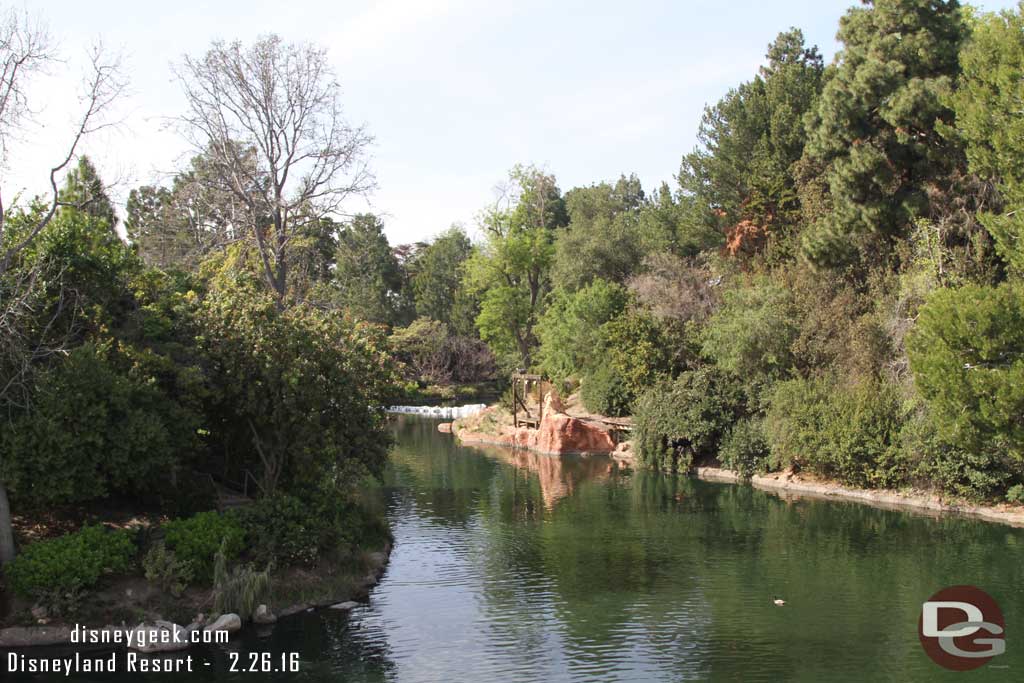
[[696, 467, 1024, 528], [0, 543, 392, 649]]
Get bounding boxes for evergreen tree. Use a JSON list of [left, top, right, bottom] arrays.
[[803, 0, 967, 265]]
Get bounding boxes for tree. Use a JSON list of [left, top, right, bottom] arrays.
[[802, 0, 967, 265], [411, 226, 474, 328], [908, 282, 1024, 465], [551, 175, 653, 291], [0, 8, 124, 565], [331, 213, 406, 324], [126, 146, 251, 269], [680, 29, 823, 254], [465, 165, 567, 367], [948, 3, 1024, 275], [535, 278, 627, 382], [175, 35, 374, 303]]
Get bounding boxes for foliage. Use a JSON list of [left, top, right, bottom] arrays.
[[765, 378, 907, 488], [331, 213, 409, 325], [907, 282, 1024, 463], [464, 165, 568, 367], [634, 367, 745, 472], [162, 511, 245, 583], [5, 525, 135, 606], [680, 29, 823, 246], [212, 540, 271, 620], [580, 364, 632, 418], [196, 261, 396, 494], [142, 542, 194, 598], [1, 342, 196, 507], [411, 226, 476, 333], [701, 277, 797, 388], [802, 0, 967, 265], [600, 310, 684, 400], [535, 278, 627, 382], [238, 492, 365, 567], [948, 4, 1024, 275], [719, 418, 770, 478]]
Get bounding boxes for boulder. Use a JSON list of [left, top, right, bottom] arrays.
[[0, 626, 72, 647], [437, 422, 453, 433], [530, 411, 616, 455], [253, 604, 277, 625], [128, 621, 190, 653], [329, 601, 359, 611], [204, 613, 242, 635]]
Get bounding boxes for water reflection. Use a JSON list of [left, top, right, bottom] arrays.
[[475, 444, 622, 509]]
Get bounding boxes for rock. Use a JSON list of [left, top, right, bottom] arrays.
[[204, 613, 242, 635], [128, 621, 190, 653], [0, 626, 72, 647], [30, 605, 48, 622], [253, 604, 277, 625], [329, 601, 359, 611], [278, 604, 309, 618], [530, 411, 616, 455], [437, 422, 453, 433]]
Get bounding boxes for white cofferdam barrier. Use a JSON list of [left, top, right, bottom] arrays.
[[387, 404, 487, 419]]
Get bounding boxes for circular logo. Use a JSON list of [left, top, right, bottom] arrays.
[[918, 585, 1005, 671]]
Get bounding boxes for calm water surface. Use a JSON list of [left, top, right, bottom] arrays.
[[16, 415, 1024, 681]]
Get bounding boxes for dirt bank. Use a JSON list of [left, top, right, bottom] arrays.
[[696, 467, 1024, 528]]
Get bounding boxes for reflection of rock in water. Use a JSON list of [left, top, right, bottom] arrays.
[[485, 446, 620, 509]]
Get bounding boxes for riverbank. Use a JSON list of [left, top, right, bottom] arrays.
[[696, 467, 1024, 529], [0, 541, 392, 648]]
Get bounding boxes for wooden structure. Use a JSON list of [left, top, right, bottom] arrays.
[[511, 372, 544, 429]]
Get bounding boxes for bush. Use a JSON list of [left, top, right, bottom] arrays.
[[142, 542, 194, 598], [240, 494, 333, 567], [212, 541, 271, 621], [634, 367, 745, 472], [580, 364, 632, 417], [163, 511, 245, 583], [765, 377, 907, 488], [1008, 485, 1024, 505], [720, 418, 770, 478], [6, 525, 136, 608]]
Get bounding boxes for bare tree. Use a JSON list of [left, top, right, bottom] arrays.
[[175, 35, 375, 303], [0, 7, 125, 565]]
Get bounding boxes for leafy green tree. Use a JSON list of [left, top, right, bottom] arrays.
[[908, 282, 1024, 464], [331, 213, 408, 325], [411, 226, 475, 329], [947, 3, 1024, 275], [196, 259, 398, 495], [465, 165, 568, 367], [59, 156, 118, 233], [680, 29, 823, 251], [802, 0, 967, 264], [551, 175, 649, 291], [535, 278, 628, 382]]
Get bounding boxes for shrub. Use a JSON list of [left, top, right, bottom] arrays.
[[142, 542, 194, 598], [720, 418, 770, 478], [163, 511, 245, 583], [212, 540, 271, 621], [765, 377, 907, 488], [240, 494, 332, 567], [580, 364, 632, 417], [634, 367, 745, 472], [6, 525, 136, 608], [1008, 485, 1024, 505]]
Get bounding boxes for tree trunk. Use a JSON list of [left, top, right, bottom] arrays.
[[0, 480, 16, 565]]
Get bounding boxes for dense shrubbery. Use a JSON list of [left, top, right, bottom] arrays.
[[634, 368, 744, 472], [580, 364, 632, 417], [765, 378, 907, 488], [238, 492, 365, 567], [6, 525, 136, 608], [162, 511, 245, 582], [720, 418, 770, 478]]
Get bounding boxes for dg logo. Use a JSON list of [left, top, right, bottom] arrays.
[[919, 585, 1006, 671]]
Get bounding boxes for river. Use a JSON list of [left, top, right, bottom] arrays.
[[13, 415, 1024, 681]]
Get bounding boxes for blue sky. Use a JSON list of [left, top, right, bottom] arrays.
[[7, 0, 1020, 244]]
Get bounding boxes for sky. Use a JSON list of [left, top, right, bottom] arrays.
[[4, 0, 1020, 245]]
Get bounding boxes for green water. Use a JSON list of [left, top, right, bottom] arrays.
[[11, 415, 1024, 681]]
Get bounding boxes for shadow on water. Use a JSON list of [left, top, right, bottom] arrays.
[[8, 414, 1024, 681]]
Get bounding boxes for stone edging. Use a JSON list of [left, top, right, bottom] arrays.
[[0, 543, 392, 649], [695, 467, 1024, 528]]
